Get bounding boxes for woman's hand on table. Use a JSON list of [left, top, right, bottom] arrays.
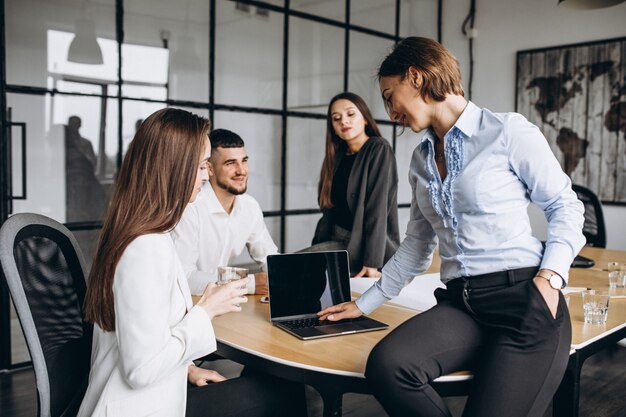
[[353, 266, 382, 278], [197, 278, 249, 320], [187, 364, 226, 386], [317, 301, 364, 321]]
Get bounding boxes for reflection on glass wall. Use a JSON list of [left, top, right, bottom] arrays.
[[351, 0, 396, 34], [264, 216, 282, 251], [215, 2, 283, 109], [395, 132, 420, 205], [124, 0, 209, 102], [288, 18, 344, 113], [8, 93, 116, 225], [398, 207, 411, 241], [71, 229, 102, 271], [121, 100, 164, 155], [213, 111, 282, 212], [286, 116, 326, 210], [286, 213, 321, 253], [3, 0, 443, 370], [290, 0, 345, 22], [6, 0, 117, 89], [64, 114, 107, 222], [400, 0, 439, 39], [348, 32, 395, 120]]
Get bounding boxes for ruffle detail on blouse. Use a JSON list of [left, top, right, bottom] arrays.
[[427, 128, 464, 229]]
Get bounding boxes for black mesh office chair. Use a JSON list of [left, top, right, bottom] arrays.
[[0, 213, 92, 417], [572, 184, 607, 248]]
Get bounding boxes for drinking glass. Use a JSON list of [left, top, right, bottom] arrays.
[[217, 266, 248, 286], [582, 290, 610, 325], [217, 266, 248, 307]]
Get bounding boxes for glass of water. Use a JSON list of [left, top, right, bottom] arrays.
[[217, 266, 248, 286], [607, 262, 626, 288], [582, 290, 610, 325], [217, 266, 248, 307]]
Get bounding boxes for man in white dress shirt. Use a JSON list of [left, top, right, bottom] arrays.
[[173, 129, 277, 296]]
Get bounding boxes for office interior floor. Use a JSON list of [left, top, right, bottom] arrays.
[[1, 344, 625, 417]]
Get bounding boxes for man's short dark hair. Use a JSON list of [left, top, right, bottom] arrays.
[[210, 129, 245, 148]]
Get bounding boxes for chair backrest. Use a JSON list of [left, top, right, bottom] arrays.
[[0, 213, 92, 417], [572, 184, 607, 248]]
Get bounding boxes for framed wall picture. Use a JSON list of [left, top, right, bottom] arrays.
[[516, 37, 626, 205]]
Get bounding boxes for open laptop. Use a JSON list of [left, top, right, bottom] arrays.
[[266, 250, 388, 340]]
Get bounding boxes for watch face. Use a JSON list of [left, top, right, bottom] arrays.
[[549, 275, 562, 289]]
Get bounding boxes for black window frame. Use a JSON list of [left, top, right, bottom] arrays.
[[0, 0, 442, 370]]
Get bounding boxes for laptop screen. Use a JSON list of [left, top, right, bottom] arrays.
[[267, 251, 351, 320]]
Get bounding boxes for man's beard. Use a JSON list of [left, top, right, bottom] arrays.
[[216, 176, 247, 195]]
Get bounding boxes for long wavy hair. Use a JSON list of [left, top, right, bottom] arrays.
[[84, 108, 210, 331], [318, 92, 382, 209]]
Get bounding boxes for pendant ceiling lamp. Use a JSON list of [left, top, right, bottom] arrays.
[[67, 1, 103, 65]]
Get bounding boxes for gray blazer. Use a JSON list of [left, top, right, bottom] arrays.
[[313, 137, 400, 273]]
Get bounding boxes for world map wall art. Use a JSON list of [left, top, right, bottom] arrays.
[[516, 37, 626, 205]]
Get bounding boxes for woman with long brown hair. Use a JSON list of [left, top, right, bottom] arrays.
[[309, 92, 399, 277], [78, 108, 304, 417]]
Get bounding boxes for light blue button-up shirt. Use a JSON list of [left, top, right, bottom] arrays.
[[356, 101, 585, 314]]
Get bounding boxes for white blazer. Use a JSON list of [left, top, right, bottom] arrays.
[[77, 233, 216, 417]]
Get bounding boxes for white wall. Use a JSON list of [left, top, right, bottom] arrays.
[[439, 0, 626, 250]]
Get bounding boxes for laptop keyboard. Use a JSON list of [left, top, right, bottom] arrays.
[[281, 316, 367, 330]]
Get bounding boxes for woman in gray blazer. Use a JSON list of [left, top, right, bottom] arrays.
[[310, 92, 400, 277]]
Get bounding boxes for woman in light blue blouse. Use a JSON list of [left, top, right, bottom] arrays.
[[318, 37, 585, 417]]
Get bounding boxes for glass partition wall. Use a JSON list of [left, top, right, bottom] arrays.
[[1, 0, 440, 368]]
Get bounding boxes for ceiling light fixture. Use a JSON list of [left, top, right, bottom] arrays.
[[558, 0, 626, 9], [67, 19, 103, 65], [67, 0, 103, 65]]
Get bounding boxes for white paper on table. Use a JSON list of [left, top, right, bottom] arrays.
[[562, 287, 590, 295], [350, 273, 444, 312]]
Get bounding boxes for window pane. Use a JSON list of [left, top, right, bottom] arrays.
[[178, 107, 210, 119], [56, 80, 107, 95], [348, 32, 395, 120], [398, 207, 410, 241], [125, 104, 208, 149], [6, 0, 117, 90], [213, 111, 282, 211], [8, 93, 116, 224], [290, 0, 345, 22], [264, 216, 282, 252], [400, 0, 439, 39], [121, 100, 164, 156], [70, 228, 103, 272], [378, 123, 395, 144], [286, 213, 321, 253], [288, 18, 343, 113], [124, 0, 209, 102], [122, 84, 167, 101], [230, 215, 281, 267], [215, 2, 283, 109], [351, 0, 396, 35], [395, 133, 420, 205], [286, 116, 326, 210]]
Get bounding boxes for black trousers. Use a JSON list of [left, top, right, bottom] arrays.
[[365, 267, 572, 417], [186, 369, 308, 417]]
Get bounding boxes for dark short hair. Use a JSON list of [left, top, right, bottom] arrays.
[[210, 128, 245, 148]]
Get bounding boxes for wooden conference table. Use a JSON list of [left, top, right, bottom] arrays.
[[205, 247, 626, 417]]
